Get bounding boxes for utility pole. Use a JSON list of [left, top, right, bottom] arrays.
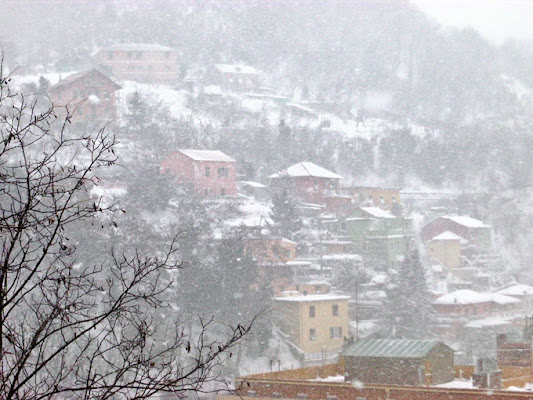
[[355, 273, 359, 341]]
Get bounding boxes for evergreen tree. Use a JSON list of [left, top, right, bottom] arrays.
[[269, 188, 302, 240], [381, 249, 435, 339], [213, 228, 273, 358], [38, 76, 51, 93]]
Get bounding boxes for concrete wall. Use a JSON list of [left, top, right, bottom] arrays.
[[231, 378, 533, 400]]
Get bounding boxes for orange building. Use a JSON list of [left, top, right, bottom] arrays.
[[347, 186, 401, 210], [244, 237, 297, 264]]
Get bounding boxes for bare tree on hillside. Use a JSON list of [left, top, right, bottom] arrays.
[[0, 67, 250, 399]]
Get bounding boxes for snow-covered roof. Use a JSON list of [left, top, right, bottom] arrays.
[[321, 254, 362, 261], [203, 85, 223, 95], [275, 293, 350, 302], [286, 102, 317, 115], [496, 284, 533, 297], [431, 231, 463, 241], [105, 43, 175, 52], [360, 207, 396, 219], [464, 317, 512, 329], [49, 69, 121, 92], [239, 180, 267, 188], [431, 264, 444, 273], [442, 215, 490, 228], [269, 162, 342, 180], [215, 64, 261, 75], [285, 260, 312, 266], [178, 149, 235, 162], [433, 290, 520, 305]]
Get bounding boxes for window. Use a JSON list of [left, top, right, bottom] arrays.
[[330, 327, 342, 338], [221, 188, 226, 196], [136, 51, 142, 59], [309, 328, 317, 341], [127, 51, 133, 58], [218, 167, 228, 178], [309, 306, 315, 318], [104, 91, 110, 100], [380, 195, 385, 204], [332, 304, 339, 316], [108, 52, 113, 60], [204, 188, 208, 196], [165, 51, 171, 59], [205, 167, 210, 177], [392, 195, 396, 202]]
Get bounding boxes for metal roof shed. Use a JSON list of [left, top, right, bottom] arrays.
[[343, 338, 454, 386]]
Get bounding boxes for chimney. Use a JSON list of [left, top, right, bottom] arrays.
[[473, 358, 502, 390], [496, 334, 507, 348]]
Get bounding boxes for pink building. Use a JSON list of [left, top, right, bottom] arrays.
[[48, 69, 121, 126], [432, 290, 519, 317], [269, 161, 342, 204], [421, 216, 491, 247], [161, 149, 237, 197], [94, 43, 179, 85]]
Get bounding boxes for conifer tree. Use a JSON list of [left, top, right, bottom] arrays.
[[382, 249, 435, 339], [269, 188, 302, 240]]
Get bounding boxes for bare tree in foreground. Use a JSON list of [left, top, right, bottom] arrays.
[[0, 69, 250, 399]]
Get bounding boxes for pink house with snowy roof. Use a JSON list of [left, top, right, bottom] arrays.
[[269, 161, 342, 204], [433, 289, 519, 317], [161, 149, 237, 197], [421, 215, 491, 247]]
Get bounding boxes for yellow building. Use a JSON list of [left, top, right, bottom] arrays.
[[275, 293, 350, 365], [347, 186, 401, 211], [427, 231, 463, 270]]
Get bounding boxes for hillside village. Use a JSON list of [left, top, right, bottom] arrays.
[[9, 41, 533, 393]]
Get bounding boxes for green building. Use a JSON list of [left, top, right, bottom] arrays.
[[340, 207, 413, 268]]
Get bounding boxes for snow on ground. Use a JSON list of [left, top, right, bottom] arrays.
[[116, 80, 191, 120], [224, 199, 273, 228], [11, 70, 78, 89], [309, 374, 345, 382], [237, 328, 302, 376], [434, 379, 474, 389]]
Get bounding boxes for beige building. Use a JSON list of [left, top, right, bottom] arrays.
[[346, 186, 401, 211], [427, 231, 462, 270], [275, 293, 350, 365], [94, 43, 179, 85]]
